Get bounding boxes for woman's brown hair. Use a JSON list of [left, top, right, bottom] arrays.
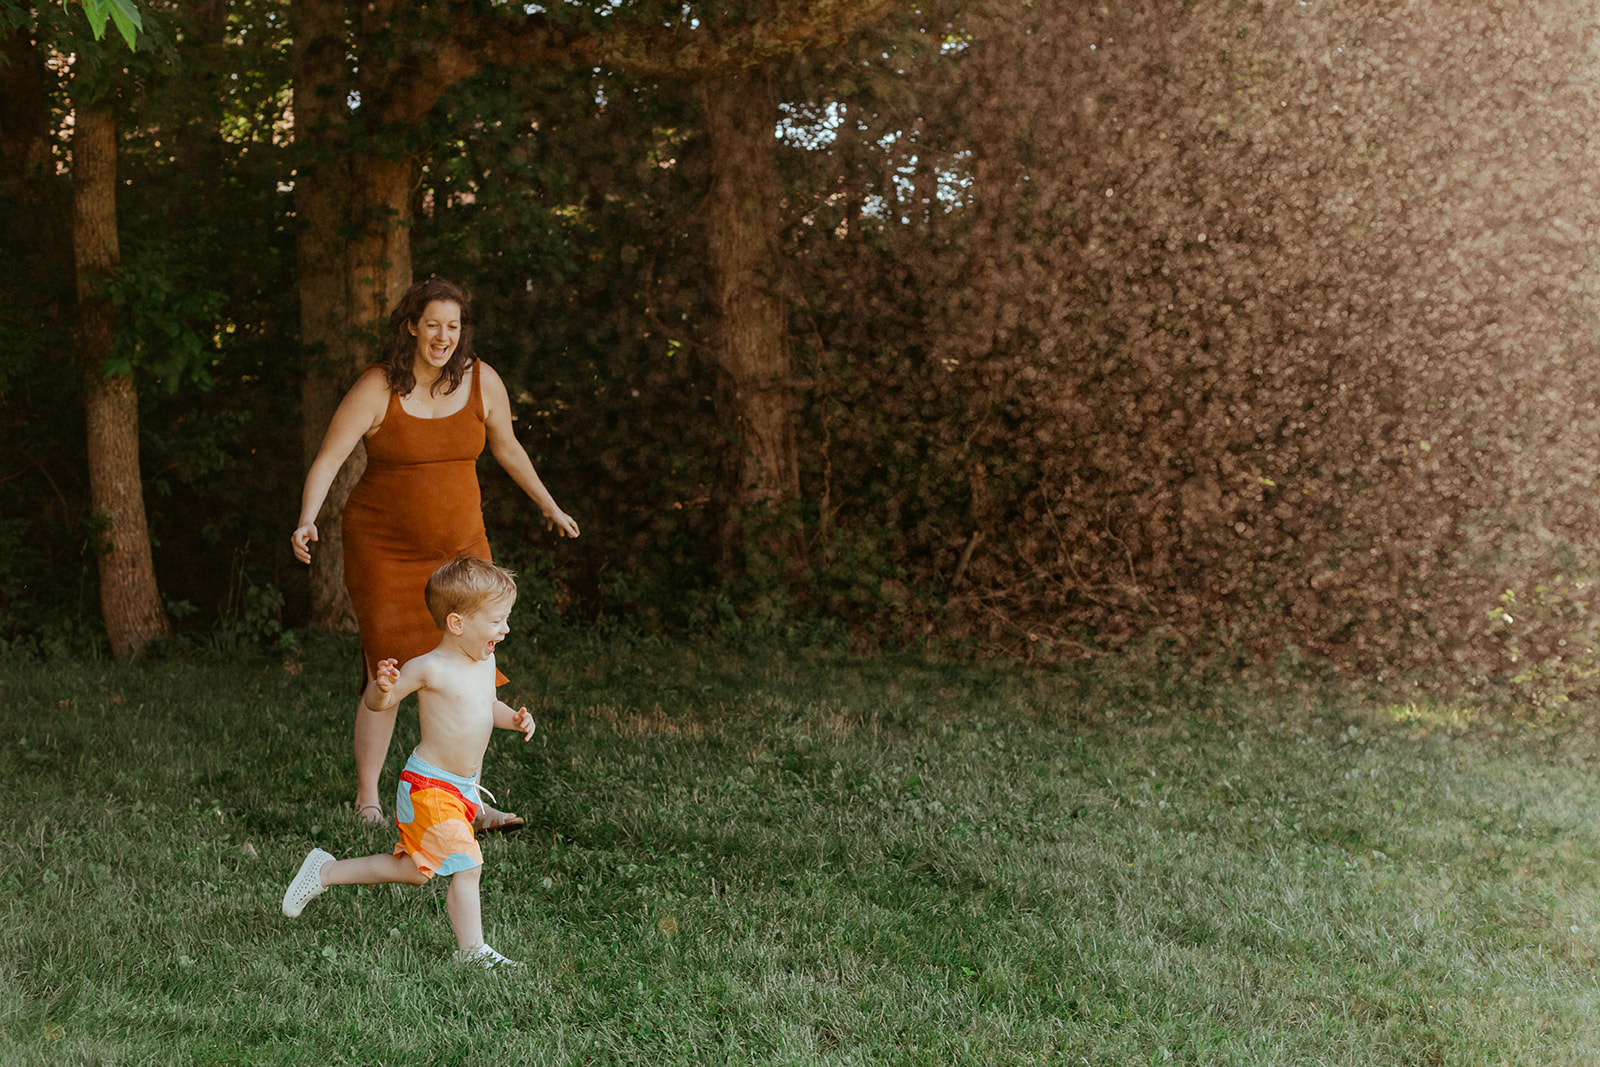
[[379, 277, 476, 397]]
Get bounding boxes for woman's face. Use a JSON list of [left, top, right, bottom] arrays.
[[407, 300, 462, 372]]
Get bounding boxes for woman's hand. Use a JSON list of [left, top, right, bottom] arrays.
[[545, 510, 580, 539], [291, 523, 319, 564]]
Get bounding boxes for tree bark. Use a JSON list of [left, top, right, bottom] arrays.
[[1, 27, 65, 267], [0, 28, 52, 212], [293, 0, 432, 630], [73, 105, 170, 657], [700, 67, 804, 575], [292, 0, 362, 630]]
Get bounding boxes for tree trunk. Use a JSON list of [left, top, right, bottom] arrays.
[[347, 152, 418, 346], [73, 105, 169, 657], [1, 28, 52, 223], [700, 67, 804, 577], [292, 0, 362, 630], [292, 0, 425, 630]]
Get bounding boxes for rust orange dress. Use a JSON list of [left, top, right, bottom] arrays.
[[342, 361, 505, 686]]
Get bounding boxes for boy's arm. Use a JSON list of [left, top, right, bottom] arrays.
[[492, 699, 536, 741], [362, 657, 426, 713]]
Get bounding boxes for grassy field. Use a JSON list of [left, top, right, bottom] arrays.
[[4, 633, 1600, 1065]]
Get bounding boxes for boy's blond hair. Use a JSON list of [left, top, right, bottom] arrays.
[[424, 556, 517, 628]]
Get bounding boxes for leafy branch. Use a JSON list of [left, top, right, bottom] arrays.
[[70, 0, 141, 49]]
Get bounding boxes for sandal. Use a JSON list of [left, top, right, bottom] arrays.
[[354, 802, 386, 826], [473, 807, 525, 836]]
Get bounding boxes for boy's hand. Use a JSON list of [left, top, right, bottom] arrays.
[[373, 658, 400, 693], [510, 706, 536, 741]]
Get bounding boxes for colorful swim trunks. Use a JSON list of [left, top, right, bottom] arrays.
[[393, 752, 484, 877]]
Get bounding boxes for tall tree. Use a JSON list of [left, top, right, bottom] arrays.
[[0, 26, 55, 239], [289, 0, 361, 629], [700, 65, 802, 571], [73, 100, 169, 656]]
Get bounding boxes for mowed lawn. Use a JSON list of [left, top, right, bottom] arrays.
[[4, 635, 1600, 1065]]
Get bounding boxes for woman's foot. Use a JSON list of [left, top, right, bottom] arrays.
[[472, 805, 524, 836], [355, 802, 385, 826]]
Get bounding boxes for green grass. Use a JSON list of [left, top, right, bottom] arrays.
[[4, 635, 1600, 1064]]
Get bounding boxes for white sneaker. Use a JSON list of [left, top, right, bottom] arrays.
[[454, 943, 523, 969], [281, 848, 334, 918]]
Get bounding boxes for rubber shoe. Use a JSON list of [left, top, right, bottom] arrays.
[[454, 943, 523, 969], [282, 848, 334, 918]]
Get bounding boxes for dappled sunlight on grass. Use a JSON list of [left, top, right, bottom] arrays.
[[1384, 700, 1476, 735], [4, 639, 1600, 1062]]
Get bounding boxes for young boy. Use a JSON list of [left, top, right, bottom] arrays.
[[281, 556, 535, 968]]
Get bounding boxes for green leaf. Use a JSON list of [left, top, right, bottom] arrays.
[[72, 0, 140, 49], [107, 0, 141, 49], [78, 0, 111, 41]]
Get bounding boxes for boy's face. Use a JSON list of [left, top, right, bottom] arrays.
[[449, 594, 515, 661]]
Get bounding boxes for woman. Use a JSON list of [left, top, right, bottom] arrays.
[[291, 277, 579, 827]]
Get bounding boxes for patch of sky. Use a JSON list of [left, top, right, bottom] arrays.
[[347, 90, 361, 110], [776, 101, 844, 149]]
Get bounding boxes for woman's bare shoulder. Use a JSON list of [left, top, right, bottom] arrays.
[[353, 364, 393, 390], [344, 365, 394, 405], [476, 359, 513, 409]]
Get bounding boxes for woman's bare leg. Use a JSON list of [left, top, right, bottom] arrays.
[[354, 697, 397, 820]]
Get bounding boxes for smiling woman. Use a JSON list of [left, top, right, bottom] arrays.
[[289, 277, 580, 830]]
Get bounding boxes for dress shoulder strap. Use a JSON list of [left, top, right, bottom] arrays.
[[370, 366, 401, 432], [469, 358, 485, 417]]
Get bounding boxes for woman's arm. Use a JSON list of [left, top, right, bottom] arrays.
[[291, 368, 392, 563], [479, 361, 580, 538]]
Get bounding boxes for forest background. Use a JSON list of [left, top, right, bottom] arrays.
[[5, 0, 1600, 700]]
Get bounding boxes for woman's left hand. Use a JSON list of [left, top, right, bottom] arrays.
[[546, 510, 580, 538]]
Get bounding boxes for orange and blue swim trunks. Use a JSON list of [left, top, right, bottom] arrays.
[[393, 752, 484, 877]]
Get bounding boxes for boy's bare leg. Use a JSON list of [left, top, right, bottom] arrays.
[[445, 865, 485, 950], [354, 697, 397, 820], [321, 852, 429, 887]]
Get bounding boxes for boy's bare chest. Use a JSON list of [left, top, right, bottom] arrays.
[[419, 664, 497, 733]]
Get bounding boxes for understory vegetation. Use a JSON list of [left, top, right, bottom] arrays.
[[5, 637, 1600, 1064]]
